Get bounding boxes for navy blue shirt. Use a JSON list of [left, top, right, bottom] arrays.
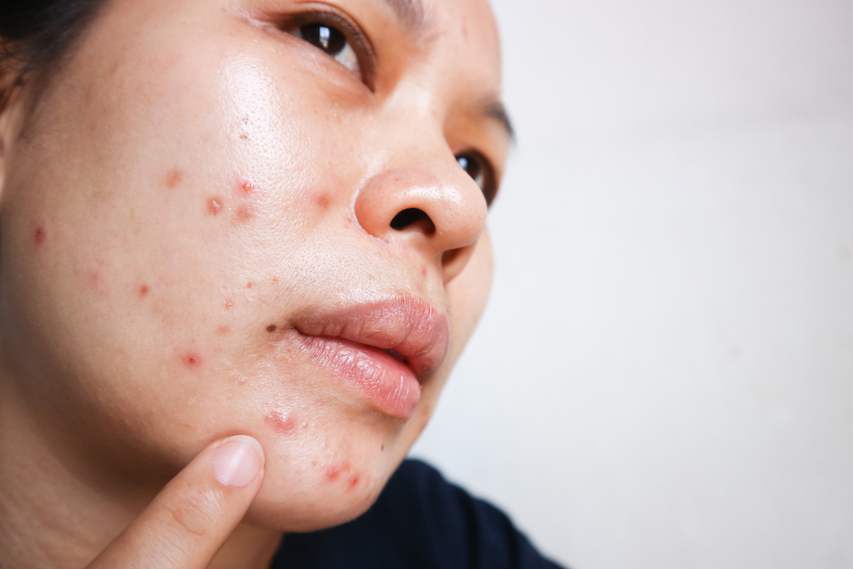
[[273, 459, 565, 568]]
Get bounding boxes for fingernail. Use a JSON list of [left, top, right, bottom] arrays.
[[212, 435, 263, 487]]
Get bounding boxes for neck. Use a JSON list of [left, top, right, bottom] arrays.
[[0, 387, 282, 569]]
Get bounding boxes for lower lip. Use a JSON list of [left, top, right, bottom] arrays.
[[298, 335, 421, 419]]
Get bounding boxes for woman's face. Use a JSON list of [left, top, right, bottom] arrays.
[[0, 0, 507, 529]]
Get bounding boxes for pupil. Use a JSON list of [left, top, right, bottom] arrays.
[[458, 155, 481, 182], [301, 24, 346, 56]]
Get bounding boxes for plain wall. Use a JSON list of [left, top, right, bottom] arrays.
[[410, 0, 853, 567]]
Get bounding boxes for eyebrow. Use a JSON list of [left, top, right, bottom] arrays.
[[383, 0, 430, 36], [482, 96, 516, 142]]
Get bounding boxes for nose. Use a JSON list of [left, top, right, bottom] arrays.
[[353, 147, 488, 284]]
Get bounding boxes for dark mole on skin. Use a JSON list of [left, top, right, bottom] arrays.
[[266, 324, 277, 333], [181, 352, 202, 369], [34, 226, 46, 246], [165, 168, 184, 189]]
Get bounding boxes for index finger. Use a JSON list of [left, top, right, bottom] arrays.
[[86, 435, 265, 569]]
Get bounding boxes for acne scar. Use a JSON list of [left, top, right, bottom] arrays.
[[217, 325, 230, 335], [207, 197, 223, 215], [266, 324, 277, 333], [34, 226, 46, 246], [421, 265, 427, 277], [264, 411, 296, 434], [239, 134, 249, 141], [164, 168, 184, 189], [315, 193, 330, 210], [181, 352, 202, 369], [138, 284, 150, 298], [246, 282, 253, 289], [235, 205, 254, 221]]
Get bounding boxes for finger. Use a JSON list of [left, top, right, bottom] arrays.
[[87, 435, 265, 569]]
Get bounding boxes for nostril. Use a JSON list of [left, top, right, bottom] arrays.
[[390, 208, 436, 234]]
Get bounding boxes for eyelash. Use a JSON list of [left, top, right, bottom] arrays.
[[280, 9, 376, 90]]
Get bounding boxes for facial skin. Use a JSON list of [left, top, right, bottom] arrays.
[[0, 0, 508, 560]]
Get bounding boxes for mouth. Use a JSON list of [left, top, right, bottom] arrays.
[[290, 296, 450, 419]]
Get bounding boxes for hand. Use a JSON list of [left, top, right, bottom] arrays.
[[86, 435, 265, 569]]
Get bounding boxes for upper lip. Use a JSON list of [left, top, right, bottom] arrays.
[[291, 296, 450, 378]]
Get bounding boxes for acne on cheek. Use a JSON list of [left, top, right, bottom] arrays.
[[34, 226, 46, 246], [321, 463, 361, 490], [181, 351, 203, 369], [264, 410, 296, 434], [164, 168, 184, 189], [207, 197, 223, 215], [203, 178, 258, 222]]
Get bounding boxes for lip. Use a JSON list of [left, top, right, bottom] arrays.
[[291, 296, 450, 419]]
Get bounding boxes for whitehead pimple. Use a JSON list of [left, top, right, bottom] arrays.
[[207, 197, 223, 215], [264, 411, 296, 434]]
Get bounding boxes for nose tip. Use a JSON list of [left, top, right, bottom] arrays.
[[353, 166, 488, 283]]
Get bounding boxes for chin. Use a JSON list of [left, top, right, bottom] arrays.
[[242, 440, 404, 532]]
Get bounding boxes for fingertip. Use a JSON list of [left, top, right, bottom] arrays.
[[212, 435, 264, 488]]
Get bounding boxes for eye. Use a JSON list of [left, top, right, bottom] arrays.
[[295, 23, 361, 76], [456, 152, 497, 206]]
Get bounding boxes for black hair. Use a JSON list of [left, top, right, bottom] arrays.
[[0, 0, 109, 109]]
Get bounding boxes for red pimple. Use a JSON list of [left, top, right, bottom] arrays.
[[34, 226, 46, 246], [165, 168, 184, 189], [240, 181, 254, 194], [347, 474, 360, 489], [217, 324, 230, 335], [207, 197, 223, 215], [138, 284, 150, 298], [421, 265, 427, 277], [239, 134, 249, 141], [315, 193, 330, 210], [325, 465, 341, 482], [181, 352, 202, 369], [264, 411, 295, 434]]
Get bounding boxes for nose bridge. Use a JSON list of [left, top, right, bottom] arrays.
[[352, 123, 487, 279]]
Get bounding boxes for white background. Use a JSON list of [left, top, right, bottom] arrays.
[[411, 0, 853, 567]]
